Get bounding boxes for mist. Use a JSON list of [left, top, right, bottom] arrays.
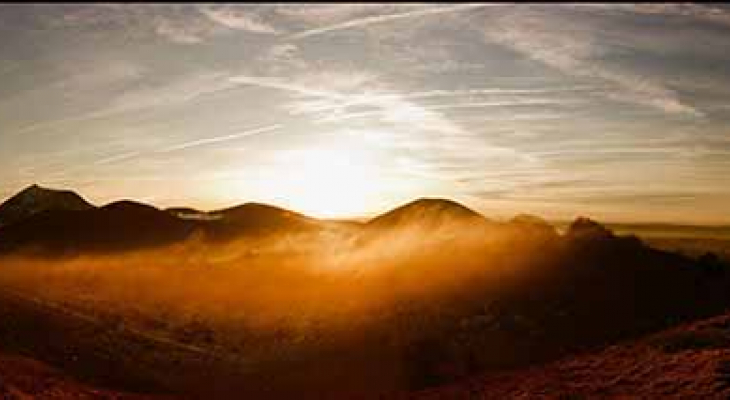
[[2, 210, 724, 398]]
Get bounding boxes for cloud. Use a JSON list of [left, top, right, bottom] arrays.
[[481, 8, 703, 116], [7, 71, 245, 138], [83, 125, 280, 174], [93, 151, 143, 166], [288, 4, 490, 40], [227, 71, 589, 140], [36, 4, 275, 45], [314, 98, 582, 124], [109, 72, 243, 111], [154, 19, 206, 44], [158, 124, 281, 153], [34, 4, 214, 44], [256, 43, 308, 72], [274, 4, 399, 24], [229, 71, 379, 100], [582, 3, 730, 28], [229, 75, 345, 99], [286, 85, 602, 117], [199, 6, 280, 34], [229, 71, 471, 135]]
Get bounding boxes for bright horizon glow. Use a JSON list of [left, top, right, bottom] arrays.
[[244, 145, 385, 219]]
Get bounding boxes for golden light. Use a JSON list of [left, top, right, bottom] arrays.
[[273, 148, 382, 218], [240, 135, 388, 219]]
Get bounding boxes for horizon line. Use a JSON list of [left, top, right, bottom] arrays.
[[2, 183, 730, 229]]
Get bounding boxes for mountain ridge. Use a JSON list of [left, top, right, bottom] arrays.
[[0, 185, 712, 256], [0, 184, 95, 228]]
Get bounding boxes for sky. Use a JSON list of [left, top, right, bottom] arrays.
[[0, 3, 730, 223]]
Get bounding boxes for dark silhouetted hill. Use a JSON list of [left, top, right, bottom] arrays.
[[0, 184, 94, 228], [165, 207, 212, 219], [203, 202, 322, 241], [0, 200, 197, 255], [505, 214, 559, 239], [566, 216, 615, 241], [367, 198, 488, 231], [0, 186, 335, 253]]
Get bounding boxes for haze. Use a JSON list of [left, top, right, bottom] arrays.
[[1, 3, 730, 223]]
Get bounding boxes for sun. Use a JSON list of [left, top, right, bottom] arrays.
[[241, 139, 387, 219], [223, 130, 445, 219], [276, 147, 383, 218]]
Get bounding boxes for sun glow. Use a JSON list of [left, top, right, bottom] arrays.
[[276, 149, 382, 218], [239, 136, 392, 218]]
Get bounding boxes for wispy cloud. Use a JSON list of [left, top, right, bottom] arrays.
[[227, 71, 590, 137], [7, 71, 245, 138], [274, 4, 403, 24], [154, 19, 206, 44], [482, 9, 703, 116], [286, 85, 602, 117], [314, 98, 583, 124], [93, 151, 143, 166], [158, 124, 281, 153], [256, 43, 308, 73], [289, 4, 490, 40], [229, 75, 348, 99], [198, 5, 280, 34], [229, 72, 469, 134], [583, 3, 730, 28], [82, 125, 281, 174], [36, 4, 279, 44]]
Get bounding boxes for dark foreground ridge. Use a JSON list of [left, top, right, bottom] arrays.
[[398, 310, 730, 399]]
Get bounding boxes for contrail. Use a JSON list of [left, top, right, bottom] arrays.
[[315, 99, 582, 123], [93, 151, 142, 166], [229, 74, 603, 116], [89, 125, 280, 168], [289, 85, 604, 115], [288, 3, 720, 41], [228, 76, 345, 99], [158, 124, 281, 153], [289, 4, 492, 40]]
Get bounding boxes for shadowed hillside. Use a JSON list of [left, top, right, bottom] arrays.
[[0, 184, 94, 228], [0, 200, 197, 255], [400, 311, 730, 399], [367, 198, 488, 230], [0, 188, 330, 255]]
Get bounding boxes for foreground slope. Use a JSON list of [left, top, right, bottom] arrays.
[[0, 352, 166, 399], [402, 311, 730, 399]]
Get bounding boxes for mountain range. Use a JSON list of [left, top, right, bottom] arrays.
[[0, 185, 334, 254], [0, 184, 552, 255]]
